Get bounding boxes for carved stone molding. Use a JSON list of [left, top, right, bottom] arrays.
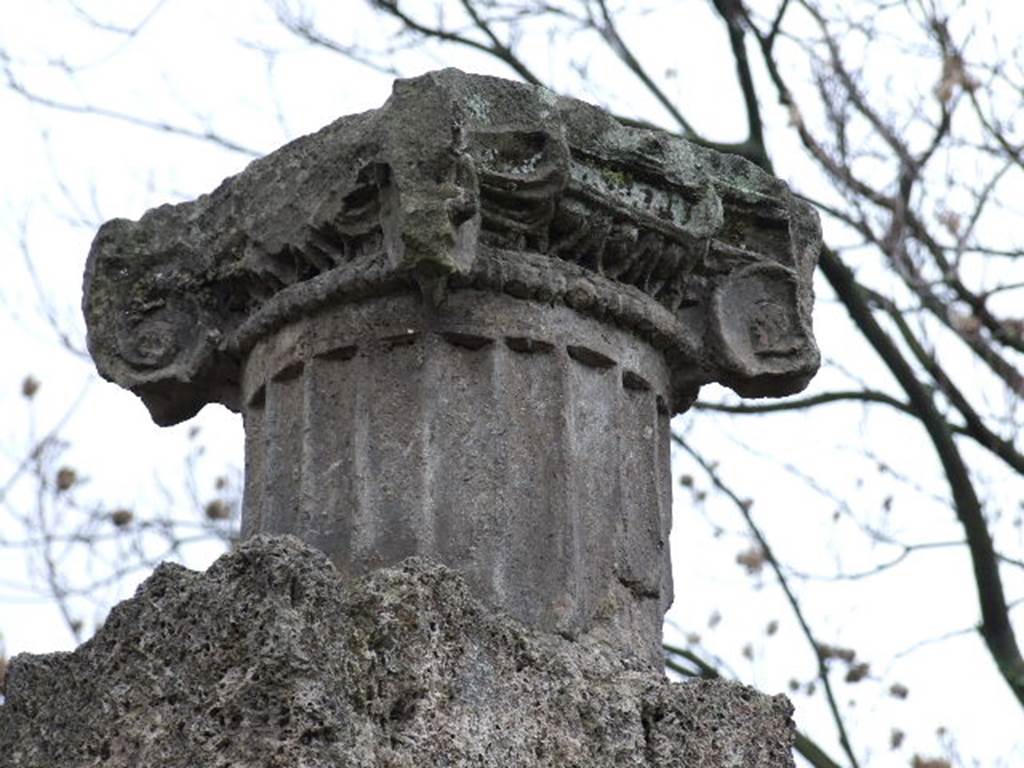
[[84, 68, 820, 426]]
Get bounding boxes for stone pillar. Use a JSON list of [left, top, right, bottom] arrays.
[[82, 68, 820, 665], [239, 291, 675, 660]]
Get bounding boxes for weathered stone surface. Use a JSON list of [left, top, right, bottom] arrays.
[[80, 66, 823, 673], [0, 537, 795, 768], [83, 68, 820, 427], [241, 290, 674, 665]]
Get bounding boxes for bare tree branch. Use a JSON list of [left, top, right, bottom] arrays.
[[592, 0, 699, 137], [2, 62, 261, 157], [673, 433, 863, 768], [711, 0, 770, 168], [369, 0, 543, 85], [664, 643, 845, 768]]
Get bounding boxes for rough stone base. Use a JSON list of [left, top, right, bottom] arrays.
[[0, 536, 795, 767]]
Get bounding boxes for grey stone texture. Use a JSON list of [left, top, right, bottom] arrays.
[[81, 69, 821, 664], [83, 67, 820, 428], [67, 70, 818, 764], [0, 536, 797, 768]]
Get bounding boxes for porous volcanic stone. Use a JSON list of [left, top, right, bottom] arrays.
[[0, 536, 795, 767]]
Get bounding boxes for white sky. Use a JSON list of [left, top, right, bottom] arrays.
[[1, 2, 1022, 766]]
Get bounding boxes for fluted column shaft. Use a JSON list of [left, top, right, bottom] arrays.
[[241, 291, 672, 663]]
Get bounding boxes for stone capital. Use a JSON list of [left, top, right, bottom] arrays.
[[84, 68, 820, 427]]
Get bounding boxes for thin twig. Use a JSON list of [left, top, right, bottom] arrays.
[[672, 433, 863, 768], [2, 64, 261, 157]]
